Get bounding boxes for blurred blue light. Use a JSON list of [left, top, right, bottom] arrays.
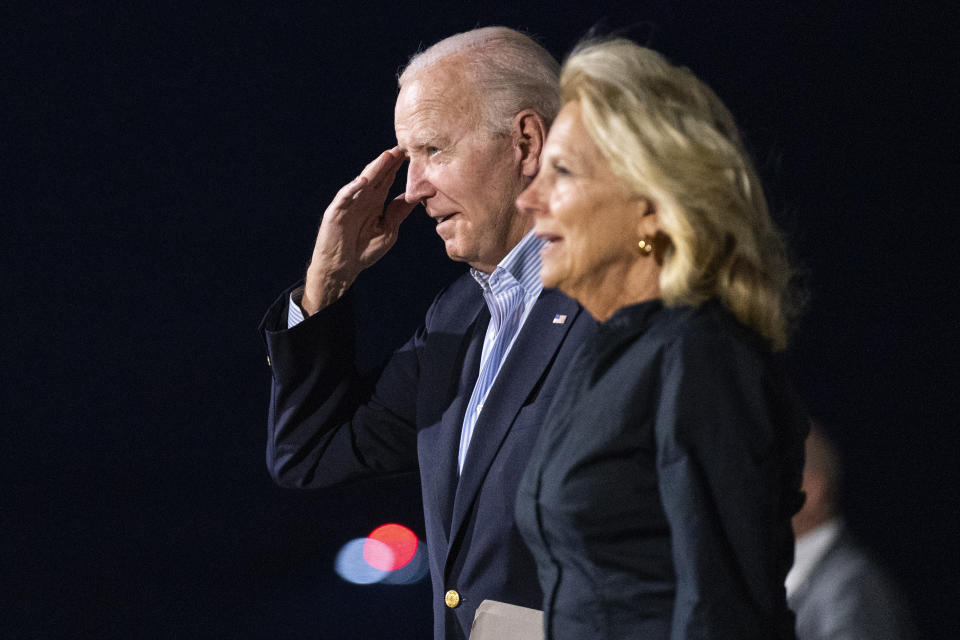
[[333, 534, 429, 585], [380, 541, 429, 585], [334, 538, 391, 584]]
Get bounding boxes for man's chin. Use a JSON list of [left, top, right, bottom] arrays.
[[442, 242, 464, 262], [441, 238, 470, 263], [440, 237, 499, 273]]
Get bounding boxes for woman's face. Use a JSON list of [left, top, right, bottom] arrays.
[[517, 101, 646, 301]]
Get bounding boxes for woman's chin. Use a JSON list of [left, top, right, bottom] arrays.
[[538, 265, 561, 290]]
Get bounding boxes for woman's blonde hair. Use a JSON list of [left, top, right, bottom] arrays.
[[562, 38, 796, 350]]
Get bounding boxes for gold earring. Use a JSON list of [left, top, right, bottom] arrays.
[[638, 237, 655, 255]]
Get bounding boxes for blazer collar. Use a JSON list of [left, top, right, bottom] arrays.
[[426, 306, 489, 549], [446, 289, 583, 560]]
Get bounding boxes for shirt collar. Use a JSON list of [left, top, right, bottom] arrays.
[[470, 230, 545, 301], [785, 517, 842, 596]]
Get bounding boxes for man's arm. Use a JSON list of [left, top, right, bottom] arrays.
[[261, 288, 424, 488], [258, 147, 421, 487]]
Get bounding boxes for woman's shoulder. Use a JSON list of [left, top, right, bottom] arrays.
[[652, 299, 769, 359]]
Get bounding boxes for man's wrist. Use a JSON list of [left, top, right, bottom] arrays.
[[302, 272, 352, 316]]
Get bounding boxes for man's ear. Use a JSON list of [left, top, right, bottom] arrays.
[[512, 109, 547, 178]]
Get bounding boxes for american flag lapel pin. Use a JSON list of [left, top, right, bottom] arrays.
[[552, 314, 567, 325]]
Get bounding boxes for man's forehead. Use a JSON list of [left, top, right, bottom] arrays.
[[401, 53, 469, 92], [395, 66, 479, 140], [397, 63, 469, 111]]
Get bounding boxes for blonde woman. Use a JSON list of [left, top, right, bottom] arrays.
[[514, 39, 807, 639]]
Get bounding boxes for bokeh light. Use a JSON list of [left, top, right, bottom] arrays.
[[334, 538, 391, 584], [364, 523, 418, 571], [334, 522, 428, 585], [379, 541, 429, 585]]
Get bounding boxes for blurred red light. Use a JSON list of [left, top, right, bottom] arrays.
[[363, 523, 418, 571]]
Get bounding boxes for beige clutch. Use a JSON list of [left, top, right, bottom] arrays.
[[469, 599, 544, 640]]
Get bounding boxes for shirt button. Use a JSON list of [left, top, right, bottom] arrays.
[[444, 589, 461, 608]]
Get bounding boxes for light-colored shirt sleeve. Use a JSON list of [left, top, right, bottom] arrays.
[[287, 288, 306, 328]]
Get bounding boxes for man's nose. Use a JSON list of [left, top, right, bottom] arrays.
[[404, 159, 436, 204]]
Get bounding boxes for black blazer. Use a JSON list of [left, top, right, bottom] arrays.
[[516, 299, 807, 639], [260, 273, 594, 640]]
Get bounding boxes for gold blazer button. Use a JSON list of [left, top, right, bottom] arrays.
[[444, 589, 461, 608]]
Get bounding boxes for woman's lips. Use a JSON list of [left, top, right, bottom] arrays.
[[537, 233, 563, 259], [535, 232, 562, 245]]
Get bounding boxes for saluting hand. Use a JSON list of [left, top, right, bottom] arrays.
[[301, 147, 416, 315]]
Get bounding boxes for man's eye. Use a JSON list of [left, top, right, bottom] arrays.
[[427, 146, 440, 156], [553, 162, 570, 176]]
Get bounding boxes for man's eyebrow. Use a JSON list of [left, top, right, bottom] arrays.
[[402, 135, 449, 152]]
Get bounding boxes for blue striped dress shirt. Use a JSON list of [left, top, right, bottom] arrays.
[[458, 231, 545, 473], [286, 230, 547, 474]]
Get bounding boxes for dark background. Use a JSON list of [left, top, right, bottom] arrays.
[[5, 1, 958, 638]]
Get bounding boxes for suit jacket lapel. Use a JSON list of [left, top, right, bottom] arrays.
[[419, 300, 489, 550], [447, 290, 582, 555]]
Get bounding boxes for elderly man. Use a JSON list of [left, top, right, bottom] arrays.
[[259, 27, 594, 640]]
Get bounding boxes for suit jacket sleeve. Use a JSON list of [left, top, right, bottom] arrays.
[[653, 325, 805, 639], [792, 531, 917, 640], [259, 281, 429, 488]]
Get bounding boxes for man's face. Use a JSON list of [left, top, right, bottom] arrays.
[[395, 62, 531, 273]]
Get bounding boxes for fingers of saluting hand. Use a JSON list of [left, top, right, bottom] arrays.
[[359, 146, 407, 189], [357, 193, 417, 264], [332, 147, 406, 208], [383, 193, 418, 229], [331, 174, 369, 208]]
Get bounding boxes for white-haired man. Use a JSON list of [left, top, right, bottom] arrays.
[[260, 27, 594, 640]]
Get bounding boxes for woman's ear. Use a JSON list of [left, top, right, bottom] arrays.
[[634, 197, 660, 233], [634, 198, 670, 264], [513, 109, 547, 178]]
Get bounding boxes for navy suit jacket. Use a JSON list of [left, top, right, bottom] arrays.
[[260, 272, 594, 640]]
